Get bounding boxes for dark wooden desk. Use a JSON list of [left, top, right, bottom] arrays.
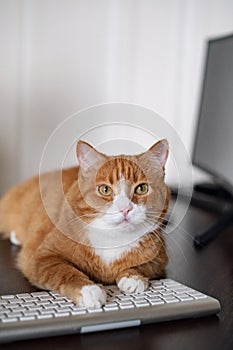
[[0, 201, 232, 350]]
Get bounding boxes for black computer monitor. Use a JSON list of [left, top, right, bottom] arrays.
[[190, 33, 233, 246], [192, 33, 233, 194]]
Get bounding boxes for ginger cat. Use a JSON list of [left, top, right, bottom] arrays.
[[0, 140, 170, 308]]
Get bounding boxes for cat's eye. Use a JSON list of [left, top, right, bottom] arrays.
[[98, 184, 113, 196], [134, 183, 149, 195]]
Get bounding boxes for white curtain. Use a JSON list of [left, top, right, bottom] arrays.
[[0, 0, 233, 193]]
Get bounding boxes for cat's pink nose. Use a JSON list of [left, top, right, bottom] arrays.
[[121, 204, 132, 217]]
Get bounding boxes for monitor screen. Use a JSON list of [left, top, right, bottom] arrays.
[[192, 34, 233, 190]]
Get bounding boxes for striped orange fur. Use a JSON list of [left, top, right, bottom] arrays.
[[0, 140, 170, 307]]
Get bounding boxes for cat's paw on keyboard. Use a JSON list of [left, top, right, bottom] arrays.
[[117, 275, 149, 294], [78, 285, 107, 308]]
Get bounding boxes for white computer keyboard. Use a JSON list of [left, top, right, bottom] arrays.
[[0, 279, 221, 342], [0, 279, 209, 323]]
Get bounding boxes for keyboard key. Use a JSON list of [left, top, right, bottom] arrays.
[[119, 304, 135, 309], [104, 302, 118, 307], [163, 280, 180, 285], [149, 300, 165, 305], [150, 281, 163, 286], [164, 299, 179, 304], [103, 306, 119, 311], [31, 292, 50, 297], [161, 278, 174, 283], [16, 293, 31, 299], [133, 296, 147, 301], [55, 301, 73, 307], [27, 305, 43, 311], [39, 309, 55, 315], [118, 300, 133, 305], [87, 308, 103, 313], [117, 301, 133, 306], [1, 295, 15, 300], [19, 316, 36, 321], [37, 314, 53, 320], [7, 312, 23, 318], [117, 295, 132, 301], [177, 296, 194, 301], [151, 286, 165, 291], [51, 299, 66, 304], [38, 296, 54, 301], [71, 310, 87, 315], [43, 304, 56, 310], [2, 317, 18, 323], [54, 312, 70, 318], [23, 311, 40, 317], [9, 307, 27, 312], [21, 302, 36, 307], [8, 298, 21, 304], [134, 302, 150, 307], [173, 287, 189, 292], [55, 307, 72, 313], [192, 294, 207, 299]]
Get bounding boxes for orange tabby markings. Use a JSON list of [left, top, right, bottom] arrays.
[[0, 139, 170, 307]]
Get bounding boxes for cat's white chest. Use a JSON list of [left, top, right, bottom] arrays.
[[93, 244, 137, 265], [86, 219, 142, 265]]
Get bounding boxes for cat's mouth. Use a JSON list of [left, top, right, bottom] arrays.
[[102, 210, 147, 229], [118, 218, 130, 226], [115, 216, 135, 228]]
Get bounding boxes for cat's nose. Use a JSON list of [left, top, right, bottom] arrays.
[[121, 204, 133, 217]]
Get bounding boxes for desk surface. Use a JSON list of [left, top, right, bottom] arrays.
[[0, 201, 232, 350]]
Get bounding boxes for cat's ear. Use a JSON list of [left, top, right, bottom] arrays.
[[76, 140, 105, 172], [147, 139, 169, 168]]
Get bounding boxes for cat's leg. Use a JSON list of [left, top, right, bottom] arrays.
[[18, 249, 106, 307], [116, 257, 167, 294]]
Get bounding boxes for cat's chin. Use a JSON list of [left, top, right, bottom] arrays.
[[114, 219, 142, 233], [104, 215, 151, 231], [116, 219, 131, 228]]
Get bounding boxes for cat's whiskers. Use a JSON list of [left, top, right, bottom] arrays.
[[145, 211, 196, 263], [145, 213, 167, 225], [63, 213, 99, 227], [165, 230, 189, 265], [145, 227, 167, 252], [76, 213, 100, 219], [138, 217, 168, 250]]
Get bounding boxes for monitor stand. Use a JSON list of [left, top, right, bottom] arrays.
[[171, 182, 233, 247], [194, 182, 233, 201], [193, 182, 233, 247]]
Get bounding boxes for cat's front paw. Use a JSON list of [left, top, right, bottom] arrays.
[[77, 285, 107, 308], [117, 275, 149, 294]]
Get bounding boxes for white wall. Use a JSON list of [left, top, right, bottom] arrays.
[[0, 0, 233, 194], [0, 0, 22, 192], [177, 0, 233, 151]]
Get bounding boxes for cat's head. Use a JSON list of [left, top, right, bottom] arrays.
[[76, 140, 170, 239]]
